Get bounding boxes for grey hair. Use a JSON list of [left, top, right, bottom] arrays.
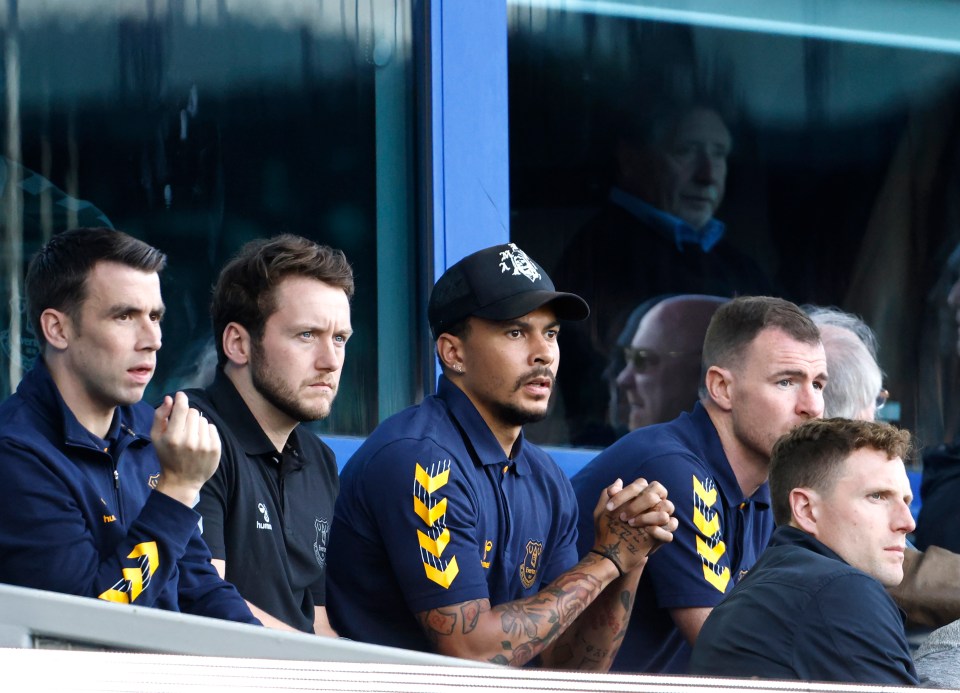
[[806, 307, 882, 419]]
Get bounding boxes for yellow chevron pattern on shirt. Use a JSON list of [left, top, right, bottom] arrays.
[[692, 474, 730, 594], [415, 464, 450, 493], [414, 496, 448, 526], [418, 527, 451, 558], [414, 460, 459, 589], [98, 541, 159, 604]]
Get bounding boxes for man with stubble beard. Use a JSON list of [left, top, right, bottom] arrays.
[[186, 234, 353, 635], [327, 243, 677, 669]]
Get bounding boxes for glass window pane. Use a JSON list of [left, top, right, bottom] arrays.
[[509, 0, 960, 449], [1, 0, 419, 436]]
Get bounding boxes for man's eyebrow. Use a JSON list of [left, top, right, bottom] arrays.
[[106, 303, 165, 316], [497, 317, 561, 330], [294, 324, 354, 336], [770, 368, 828, 382]]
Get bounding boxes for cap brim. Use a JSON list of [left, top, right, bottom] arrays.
[[472, 290, 589, 323]]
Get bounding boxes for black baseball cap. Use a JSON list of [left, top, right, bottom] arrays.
[[428, 243, 589, 339]]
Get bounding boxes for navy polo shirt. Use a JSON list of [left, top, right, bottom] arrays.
[[690, 526, 919, 685], [571, 403, 772, 673], [187, 370, 339, 633], [326, 376, 580, 651]]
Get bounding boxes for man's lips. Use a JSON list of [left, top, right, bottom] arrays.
[[521, 376, 553, 394], [127, 365, 154, 384]]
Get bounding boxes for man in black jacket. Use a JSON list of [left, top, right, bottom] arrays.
[[690, 418, 918, 685]]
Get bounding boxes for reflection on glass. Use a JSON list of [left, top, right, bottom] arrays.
[[509, 2, 960, 450], [1, 0, 417, 436]]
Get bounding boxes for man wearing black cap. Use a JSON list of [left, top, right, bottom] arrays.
[[326, 243, 677, 669]]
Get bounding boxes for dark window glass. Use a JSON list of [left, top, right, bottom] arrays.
[[1, 1, 419, 436], [509, 1, 960, 450]]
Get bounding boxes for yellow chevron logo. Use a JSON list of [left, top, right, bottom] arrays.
[[696, 535, 727, 564], [693, 507, 720, 537], [702, 563, 731, 593], [423, 556, 460, 589], [129, 541, 159, 577], [415, 463, 450, 493], [414, 496, 448, 526], [693, 476, 717, 506], [418, 528, 451, 558], [99, 586, 131, 603], [98, 541, 159, 604]]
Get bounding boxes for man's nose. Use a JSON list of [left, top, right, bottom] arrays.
[[797, 383, 824, 418], [139, 319, 162, 351], [615, 364, 634, 389], [314, 339, 342, 372], [948, 278, 960, 311], [694, 150, 721, 183], [894, 498, 916, 534]]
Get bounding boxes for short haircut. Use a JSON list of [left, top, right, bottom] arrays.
[[211, 234, 354, 366], [806, 307, 882, 419], [25, 227, 167, 349], [700, 296, 820, 398], [617, 97, 735, 150], [769, 418, 912, 526]]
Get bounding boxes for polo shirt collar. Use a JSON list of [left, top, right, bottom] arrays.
[[610, 187, 726, 252], [690, 402, 771, 509], [204, 368, 305, 467], [436, 375, 529, 475]]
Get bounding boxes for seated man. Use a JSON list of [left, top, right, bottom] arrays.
[[614, 294, 727, 431], [0, 227, 258, 623], [572, 296, 826, 673], [328, 243, 678, 669], [689, 418, 919, 685], [189, 235, 352, 634], [810, 304, 960, 630], [807, 306, 885, 420]]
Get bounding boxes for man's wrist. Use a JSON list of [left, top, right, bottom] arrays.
[[589, 549, 625, 578], [154, 477, 202, 507]]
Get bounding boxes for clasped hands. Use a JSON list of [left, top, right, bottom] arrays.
[[591, 478, 678, 576]]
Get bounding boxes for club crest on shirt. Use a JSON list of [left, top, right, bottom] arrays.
[[147, 473, 160, 489], [519, 539, 543, 589], [499, 243, 541, 283], [313, 517, 329, 569]]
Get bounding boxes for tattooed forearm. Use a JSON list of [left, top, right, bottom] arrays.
[[543, 569, 641, 671], [416, 599, 491, 646], [415, 556, 613, 667]]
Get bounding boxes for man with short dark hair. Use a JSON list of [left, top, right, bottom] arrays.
[[689, 418, 919, 685], [572, 295, 826, 673], [328, 243, 678, 669], [0, 227, 258, 623], [188, 234, 353, 635]]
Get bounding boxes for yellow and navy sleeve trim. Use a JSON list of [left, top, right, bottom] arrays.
[[98, 541, 159, 603], [693, 475, 730, 593], [413, 460, 459, 589]]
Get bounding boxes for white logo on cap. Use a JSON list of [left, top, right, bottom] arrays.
[[499, 243, 541, 283]]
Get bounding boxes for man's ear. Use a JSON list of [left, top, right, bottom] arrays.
[[39, 309, 71, 350], [436, 333, 465, 374], [789, 487, 820, 535], [704, 365, 733, 411], [222, 322, 252, 367]]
